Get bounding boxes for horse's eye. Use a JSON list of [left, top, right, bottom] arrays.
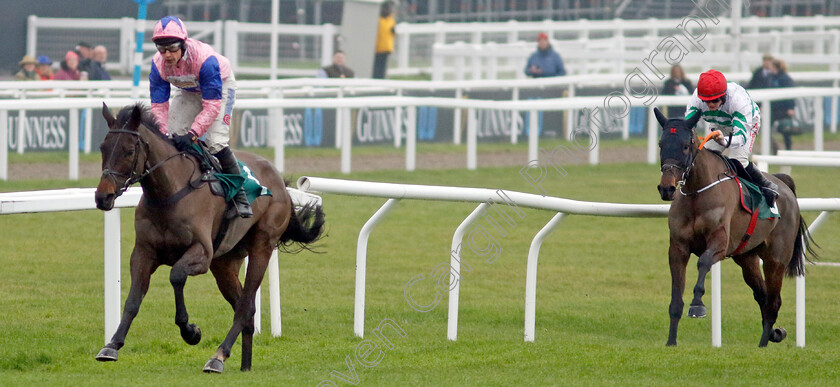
[[683, 145, 689, 151]]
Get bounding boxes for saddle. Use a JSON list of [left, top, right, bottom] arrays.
[[182, 143, 272, 251], [719, 155, 778, 220]]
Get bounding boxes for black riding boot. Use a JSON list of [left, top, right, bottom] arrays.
[[745, 162, 779, 207], [215, 147, 253, 218]]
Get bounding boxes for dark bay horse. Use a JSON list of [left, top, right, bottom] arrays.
[[654, 107, 815, 347], [94, 103, 324, 372]]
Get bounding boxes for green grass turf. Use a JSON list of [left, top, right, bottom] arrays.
[[0, 162, 838, 385]]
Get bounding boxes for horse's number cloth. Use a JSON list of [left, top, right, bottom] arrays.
[[214, 161, 272, 203]]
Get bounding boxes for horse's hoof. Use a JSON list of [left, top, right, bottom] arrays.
[[96, 347, 118, 362], [181, 324, 202, 346], [770, 327, 787, 343], [203, 358, 224, 373], [687, 305, 707, 318]]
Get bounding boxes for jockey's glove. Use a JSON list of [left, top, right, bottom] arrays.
[[172, 130, 198, 151]]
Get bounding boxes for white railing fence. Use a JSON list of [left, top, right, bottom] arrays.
[[296, 176, 840, 346], [0, 186, 322, 343], [2, 85, 838, 180], [25, 16, 840, 78]]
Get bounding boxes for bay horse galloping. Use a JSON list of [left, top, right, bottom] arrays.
[[94, 103, 324, 372], [654, 107, 816, 347]]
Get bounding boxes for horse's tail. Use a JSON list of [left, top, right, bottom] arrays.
[[788, 215, 820, 277], [278, 202, 325, 253]]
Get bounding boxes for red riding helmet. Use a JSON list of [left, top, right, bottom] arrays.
[[697, 69, 727, 101]]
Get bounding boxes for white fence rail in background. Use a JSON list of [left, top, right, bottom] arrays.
[[296, 176, 840, 346], [25, 16, 840, 78], [0, 187, 323, 343], [1, 86, 838, 180]]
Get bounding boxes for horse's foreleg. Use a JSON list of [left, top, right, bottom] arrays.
[[667, 243, 690, 346], [689, 231, 727, 318], [760, 260, 787, 347], [96, 250, 158, 361], [204, 250, 269, 373], [171, 244, 211, 346]]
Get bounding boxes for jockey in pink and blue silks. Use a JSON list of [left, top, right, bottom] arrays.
[[149, 16, 252, 218]]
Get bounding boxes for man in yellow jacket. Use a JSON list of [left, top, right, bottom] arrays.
[[373, 1, 395, 79]]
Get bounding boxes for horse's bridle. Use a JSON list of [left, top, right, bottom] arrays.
[[101, 127, 187, 196]]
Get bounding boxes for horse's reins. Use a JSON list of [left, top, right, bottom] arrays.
[[670, 131, 735, 197]]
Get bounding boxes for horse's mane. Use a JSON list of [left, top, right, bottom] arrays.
[[116, 103, 169, 143]]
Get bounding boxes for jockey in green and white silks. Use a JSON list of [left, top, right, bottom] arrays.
[[685, 69, 779, 206]]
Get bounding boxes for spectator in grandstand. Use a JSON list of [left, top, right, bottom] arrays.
[[149, 16, 252, 218], [685, 69, 778, 206], [92, 45, 112, 80], [75, 41, 108, 80], [14, 55, 39, 81], [769, 59, 798, 151], [318, 50, 355, 78], [54, 51, 85, 80], [373, 1, 396, 79], [36, 55, 54, 80], [661, 64, 693, 117], [524, 32, 566, 78], [747, 53, 775, 90]]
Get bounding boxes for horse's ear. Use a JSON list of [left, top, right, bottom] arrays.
[[129, 104, 143, 131], [653, 107, 668, 128], [686, 111, 701, 130], [102, 102, 116, 128]]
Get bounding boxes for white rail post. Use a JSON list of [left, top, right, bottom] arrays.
[[796, 274, 805, 348], [103, 209, 121, 344], [397, 23, 410, 71], [832, 79, 838, 134], [453, 88, 463, 145], [448, 203, 489, 341], [467, 108, 477, 170], [405, 106, 416, 171], [510, 87, 519, 144], [529, 110, 538, 164], [335, 88, 344, 149], [524, 213, 567, 342], [69, 109, 79, 180], [814, 96, 824, 151], [321, 24, 336, 67], [268, 249, 282, 337], [0, 110, 7, 180], [84, 107, 93, 154], [647, 106, 657, 164], [394, 89, 403, 148], [17, 110, 26, 155], [354, 199, 400, 337], [711, 261, 721, 347], [341, 107, 352, 174], [761, 100, 771, 156], [27, 15, 38, 56], [224, 20, 239, 72], [272, 106, 285, 173]]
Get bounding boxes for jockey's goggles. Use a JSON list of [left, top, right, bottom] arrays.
[[155, 42, 182, 54]]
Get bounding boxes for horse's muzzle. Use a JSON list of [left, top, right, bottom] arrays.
[[95, 190, 117, 211], [657, 184, 676, 201]]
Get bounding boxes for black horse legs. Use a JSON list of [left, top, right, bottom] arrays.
[[204, 250, 269, 373], [666, 244, 690, 346], [171, 244, 211, 346], [96, 251, 158, 361]]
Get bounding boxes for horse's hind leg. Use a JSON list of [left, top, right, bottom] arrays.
[[760, 259, 788, 346], [171, 244, 212, 346], [733, 253, 769, 340], [96, 249, 158, 361], [204, 248, 270, 373]]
